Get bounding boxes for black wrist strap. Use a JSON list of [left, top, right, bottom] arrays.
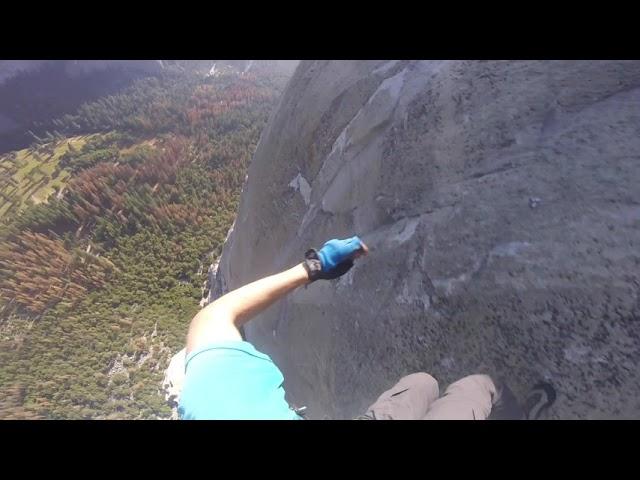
[[303, 249, 323, 282]]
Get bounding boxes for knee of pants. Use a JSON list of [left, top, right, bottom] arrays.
[[395, 372, 439, 397], [406, 372, 438, 385], [368, 372, 440, 419], [444, 374, 496, 401]]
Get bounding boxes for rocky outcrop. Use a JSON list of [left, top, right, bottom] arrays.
[[162, 348, 186, 419], [214, 61, 640, 419]]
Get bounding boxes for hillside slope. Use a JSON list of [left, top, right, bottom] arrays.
[[0, 64, 290, 419]]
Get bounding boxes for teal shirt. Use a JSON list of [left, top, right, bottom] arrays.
[[178, 341, 301, 420]]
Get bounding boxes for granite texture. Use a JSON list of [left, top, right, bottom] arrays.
[[213, 61, 640, 419]]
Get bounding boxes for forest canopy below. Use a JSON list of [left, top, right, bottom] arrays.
[[0, 61, 290, 419]]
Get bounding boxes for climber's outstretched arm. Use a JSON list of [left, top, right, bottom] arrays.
[[185, 236, 368, 355], [186, 263, 310, 353]]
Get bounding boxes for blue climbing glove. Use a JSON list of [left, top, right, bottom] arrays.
[[303, 236, 368, 281]]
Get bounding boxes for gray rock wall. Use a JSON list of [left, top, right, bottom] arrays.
[[216, 60, 640, 419]]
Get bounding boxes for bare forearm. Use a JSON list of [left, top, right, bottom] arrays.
[[186, 263, 309, 353], [211, 262, 309, 326]]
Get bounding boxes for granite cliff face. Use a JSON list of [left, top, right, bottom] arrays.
[[212, 60, 640, 419]]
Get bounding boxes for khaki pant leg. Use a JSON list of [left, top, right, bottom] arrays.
[[365, 373, 440, 420], [423, 374, 496, 420]]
